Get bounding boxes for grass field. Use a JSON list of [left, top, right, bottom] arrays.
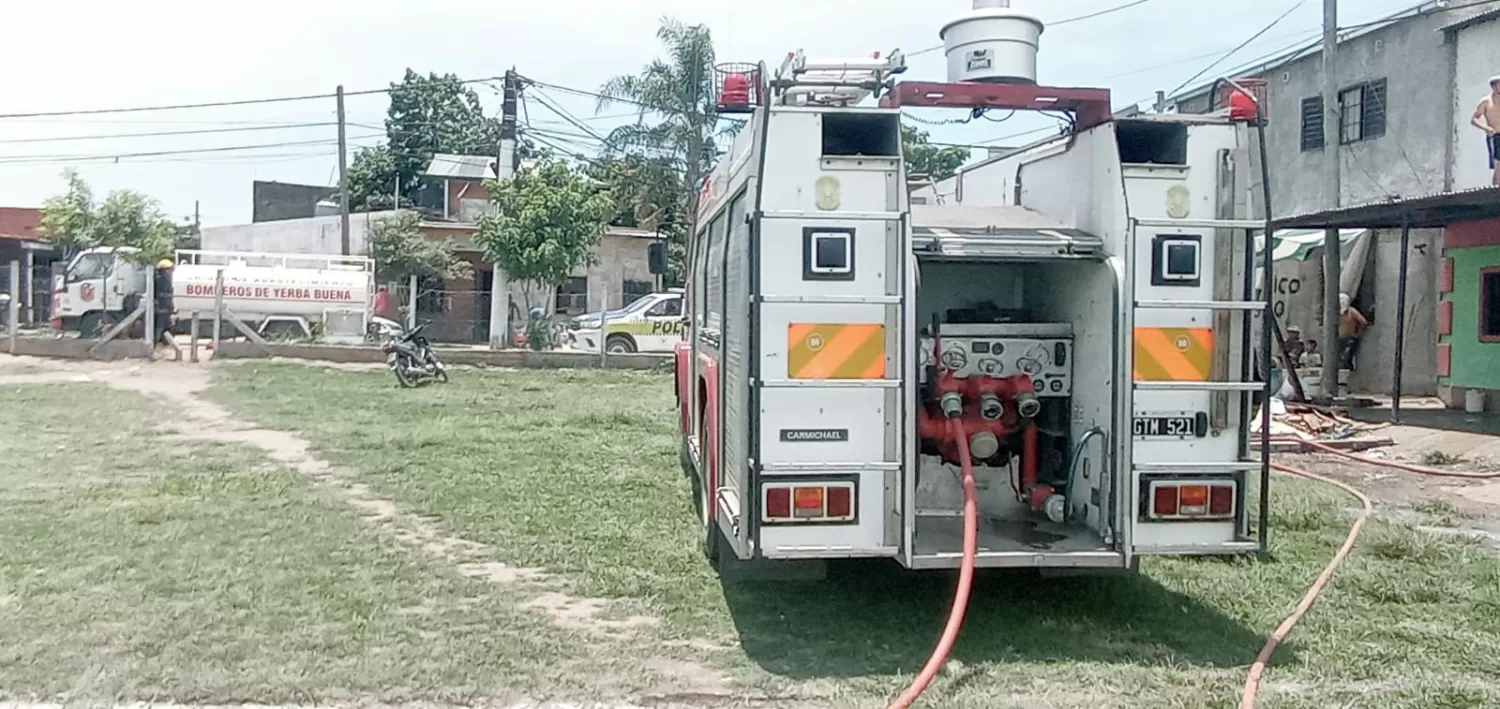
[[0, 381, 597, 705], [203, 363, 1500, 709]]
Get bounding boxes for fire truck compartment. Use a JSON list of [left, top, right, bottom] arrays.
[[908, 237, 1125, 569]]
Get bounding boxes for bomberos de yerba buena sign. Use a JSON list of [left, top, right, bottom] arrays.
[[182, 283, 356, 301]]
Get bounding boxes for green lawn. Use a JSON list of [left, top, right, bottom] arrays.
[[205, 363, 1500, 709], [0, 381, 598, 705]]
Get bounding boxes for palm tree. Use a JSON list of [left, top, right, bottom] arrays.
[[595, 18, 719, 217]]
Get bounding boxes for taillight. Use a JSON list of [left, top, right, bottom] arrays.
[[762, 481, 855, 524], [1146, 480, 1235, 521], [765, 488, 791, 519], [1153, 486, 1178, 517], [826, 486, 853, 519]]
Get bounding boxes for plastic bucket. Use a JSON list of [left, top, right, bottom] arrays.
[[1465, 388, 1486, 414]]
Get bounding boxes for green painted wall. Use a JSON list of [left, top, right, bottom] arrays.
[[1444, 244, 1500, 389]]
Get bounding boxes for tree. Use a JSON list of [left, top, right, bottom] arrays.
[[366, 210, 473, 287], [39, 169, 181, 263], [346, 70, 503, 210], [346, 145, 399, 211], [596, 18, 719, 217], [584, 154, 689, 285], [474, 154, 614, 347], [902, 125, 971, 183]]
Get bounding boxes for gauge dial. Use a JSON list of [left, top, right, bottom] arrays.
[[941, 345, 968, 370]]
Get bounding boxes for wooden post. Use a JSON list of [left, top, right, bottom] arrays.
[[189, 312, 201, 363], [212, 269, 224, 350], [599, 307, 609, 367], [144, 262, 156, 350], [7, 260, 18, 354]]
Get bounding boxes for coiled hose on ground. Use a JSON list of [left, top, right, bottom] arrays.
[[1240, 437, 1500, 709], [884, 430, 1499, 708]]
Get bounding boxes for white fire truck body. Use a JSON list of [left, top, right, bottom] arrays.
[[675, 42, 1273, 575]]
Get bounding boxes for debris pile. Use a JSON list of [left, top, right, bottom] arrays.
[[1251, 398, 1393, 452]]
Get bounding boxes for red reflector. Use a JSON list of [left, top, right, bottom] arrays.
[[765, 487, 791, 518], [825, 486, 852, 518], [793, 487, 823, 517], [1179, 485, 1209, 513], [1153, 486, 1178, 517], [1209, 485, 1235, 515]]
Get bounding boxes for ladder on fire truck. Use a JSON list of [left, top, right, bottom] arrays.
[[1127, 212, 1275, 554]]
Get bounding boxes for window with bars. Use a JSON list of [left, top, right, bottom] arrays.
[[622, 279, 653, 305], [1339, 79, 1387, 144], [1300, 96, 1324, 151]]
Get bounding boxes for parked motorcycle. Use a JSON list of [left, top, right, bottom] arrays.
[[380, 320, 448, 387]]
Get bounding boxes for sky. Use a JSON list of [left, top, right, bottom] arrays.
[[0, 0, 1428, 228]]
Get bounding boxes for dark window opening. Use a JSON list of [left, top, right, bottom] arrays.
[[1300, 96, 1324, 152], [622, 279, 653, 305], [556, 276, 588, 315], [1116, 120, 1188, 165], [1481, 268, 1500, 343], [822, 112, 901, 157], [1339, 79, 1387, 145]]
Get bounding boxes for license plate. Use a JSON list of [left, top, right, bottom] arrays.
[[1134, 415, 1197, 438]]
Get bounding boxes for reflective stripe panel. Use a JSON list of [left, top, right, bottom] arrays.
[[1133, 327, 1213, 381], [787, 323, 886, 379]]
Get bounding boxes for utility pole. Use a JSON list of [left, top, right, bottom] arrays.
[[489, 68, 519, 349], [192, 200, 201, 246], [1319, 0, 1342, 400], [337, 84, 351, 256]]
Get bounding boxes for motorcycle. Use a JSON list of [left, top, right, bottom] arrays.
[[379, 320, 448, 387]]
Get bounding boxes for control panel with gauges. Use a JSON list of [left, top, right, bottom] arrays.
[[918, 323, 1074, 396]]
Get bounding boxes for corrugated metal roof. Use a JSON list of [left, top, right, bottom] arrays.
[[1272, 186, 1500, 229], [1440, 4, 1500, 30], [1168, 0, 1445, 104], [422, 153, 497, 180]]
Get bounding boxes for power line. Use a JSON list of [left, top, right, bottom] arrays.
[[0, 122, 337, 145], [0, 135, 384, 165], [0, 76, 501, 121], [909, 0, 1159, 57], [1166, 0, 1307, 99], [529, 88, 610, 142]]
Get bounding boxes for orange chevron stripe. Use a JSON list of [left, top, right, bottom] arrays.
[[1133, 327, 1213, 381], [787, 323, 886, 379]]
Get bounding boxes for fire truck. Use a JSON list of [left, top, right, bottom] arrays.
[[674, 0, 1275, 579], [52, 247, 373, 339]]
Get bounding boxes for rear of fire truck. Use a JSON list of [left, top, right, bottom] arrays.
[[677, 0, 1273, 578]]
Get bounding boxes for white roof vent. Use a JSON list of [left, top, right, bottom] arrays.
[[940, 0, 1045, 84]]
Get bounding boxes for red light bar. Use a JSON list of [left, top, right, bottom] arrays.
[[880, 81, 1114, 131]]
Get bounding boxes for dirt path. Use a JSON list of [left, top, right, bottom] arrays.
[[0, 354, 734, 704]]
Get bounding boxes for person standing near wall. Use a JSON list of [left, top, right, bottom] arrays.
[[1337, 293, 1368, 371], [1474, 75, 1500, 187]]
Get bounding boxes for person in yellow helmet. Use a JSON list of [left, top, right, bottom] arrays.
[[153, 259, 175, 346]]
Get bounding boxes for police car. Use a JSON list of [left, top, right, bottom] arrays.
[[570, 289, 684, 354]]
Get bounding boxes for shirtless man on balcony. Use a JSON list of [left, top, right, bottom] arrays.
[[1475, 75, 1500, 187]]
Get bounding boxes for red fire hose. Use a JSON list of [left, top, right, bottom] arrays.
[[887, 416, 978, 709], [1240, 436, 1499, 708]]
